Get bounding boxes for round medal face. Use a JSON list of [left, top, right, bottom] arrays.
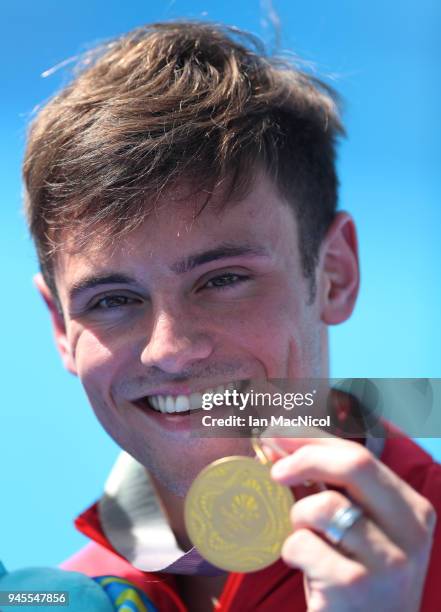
[[184, 456, 294, 573]]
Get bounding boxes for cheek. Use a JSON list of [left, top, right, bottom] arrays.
[[71, 328, 121, 399], [72, 331, 131, 442], [222, 292, 307, 373], [256, 294, 321, 378]]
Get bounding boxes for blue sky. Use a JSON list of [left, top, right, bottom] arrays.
[[1, 0, 440, 570]]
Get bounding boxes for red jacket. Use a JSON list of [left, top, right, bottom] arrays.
[[61, 432, 441, 611]]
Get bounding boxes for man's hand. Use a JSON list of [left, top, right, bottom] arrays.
[[266, 436, 436, 612]]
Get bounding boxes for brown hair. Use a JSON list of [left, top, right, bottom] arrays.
[[23, 20, 344, 300]]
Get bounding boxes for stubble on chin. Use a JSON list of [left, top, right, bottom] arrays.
[[143, 435, 255, 497]]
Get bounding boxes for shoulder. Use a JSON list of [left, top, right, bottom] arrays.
[[380, 426, 441, 505], [379, 429, 441, 610], [59, 542, 147, 590], [60, 544, 184, 610]]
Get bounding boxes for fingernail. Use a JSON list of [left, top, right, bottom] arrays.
[[271, 458, 289, 479]]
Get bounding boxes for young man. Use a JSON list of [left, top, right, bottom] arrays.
[[24, 21, 440, 611]]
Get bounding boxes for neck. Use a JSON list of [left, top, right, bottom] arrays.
[[147, 470, 228, 611], [149, 470, 193, 551]]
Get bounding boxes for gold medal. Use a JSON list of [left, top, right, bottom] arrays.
[[184, 438, 294, 573]]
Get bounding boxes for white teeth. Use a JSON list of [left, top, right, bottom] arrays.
[[150, 396, 159, 410], [165, 396, 175, 413], [158, 396, 166, 413], [146, 383, 238, 414], [190, 393, 203, 410], [175, 395, 190, 412]]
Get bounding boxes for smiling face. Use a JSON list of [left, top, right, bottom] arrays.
[[37, 170, 359, 494]]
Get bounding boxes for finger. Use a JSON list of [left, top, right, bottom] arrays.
[[258, 437, 327, 497], [291, 489, 407, 570], [268, 438, 434, 552], [281, 526, 365, 586]]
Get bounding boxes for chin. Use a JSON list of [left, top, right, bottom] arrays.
[[141, 436, 255, 497]]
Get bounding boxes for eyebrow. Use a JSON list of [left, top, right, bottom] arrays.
[[68, 273, 140, 302], [170, 243, 270, 274], [67, 243, 269, 301]]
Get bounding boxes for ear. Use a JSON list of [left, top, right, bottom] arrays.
[[34, 273, 78, 376], [318, 212, 360, 325]]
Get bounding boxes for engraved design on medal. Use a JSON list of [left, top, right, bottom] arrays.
[[184, 456, 294, 572]]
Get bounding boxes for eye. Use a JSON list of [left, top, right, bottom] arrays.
[[91, 295, 139, 310], [203, 273, 248, 290]]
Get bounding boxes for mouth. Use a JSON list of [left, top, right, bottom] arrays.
[[134, 382, 240, 415]]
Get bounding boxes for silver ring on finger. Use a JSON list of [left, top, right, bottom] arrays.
[[324, 503, 364, 546]]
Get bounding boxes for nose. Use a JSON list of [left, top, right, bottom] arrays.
[[140, 308, 213, 374]]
